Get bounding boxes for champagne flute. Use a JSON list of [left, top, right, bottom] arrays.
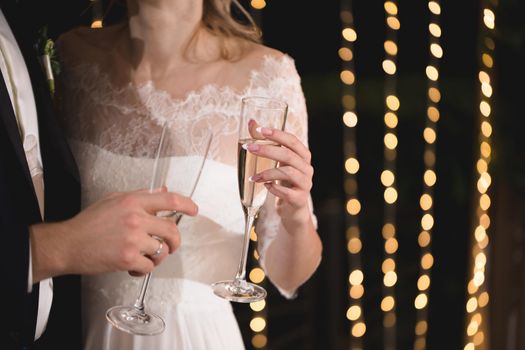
[[106, 123, 213, 335], [212, 96, 288, 303]]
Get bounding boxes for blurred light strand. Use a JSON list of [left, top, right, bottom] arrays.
[[249, 227, 268, 349], [464, 2, 495, 350], [413, 2, 442, 350], [341, 1, 366, 349], [382, 1, 400, 349]]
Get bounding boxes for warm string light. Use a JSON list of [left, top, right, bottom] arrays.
[[250, 0, 267, 10], [412, 2, 442, 350], [246, 2, 265, 346], [341, 1, 366, 349], [249, 0, 265, 32], [90, 0, 103, 28], [464, 3, 495, 350], [249, 227, 268, 349], [381, 1, 400, 349]]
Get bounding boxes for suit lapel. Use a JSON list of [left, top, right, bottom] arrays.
[[0, 3, 31, 185], [1, 1, 79, 184], [0, 63, 34, 188], [29, 41, 81, 184]]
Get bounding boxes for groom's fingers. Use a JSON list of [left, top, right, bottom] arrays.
[[131, 234, 170, 275], [131, 192, 198, 217], [130, 186, 168, 194], [105, 186, 168, 201], [128, 255, 155, 275], [128, 270, 144, 277], [147, 237, 169, 265], [143, 215, 181, 254]]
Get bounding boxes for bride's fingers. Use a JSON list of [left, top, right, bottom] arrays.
[[251, 166, 312, 192], [264, 182, 308, 208], [248, 119, 265, 140], [245, 142, 312, 176], [256, 127, 311, 163]]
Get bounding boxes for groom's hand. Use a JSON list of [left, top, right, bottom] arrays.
[[29, 191, 198, 282]]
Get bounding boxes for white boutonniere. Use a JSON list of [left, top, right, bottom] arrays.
[[35, 25, 60, 96]]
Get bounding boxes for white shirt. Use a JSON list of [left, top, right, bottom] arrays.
[[0, 9, 53, 341]]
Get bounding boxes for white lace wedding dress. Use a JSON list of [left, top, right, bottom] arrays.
[[59, 53, 316, 350]]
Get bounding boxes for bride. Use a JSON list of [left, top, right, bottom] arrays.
[[56, 0, 322, 348]]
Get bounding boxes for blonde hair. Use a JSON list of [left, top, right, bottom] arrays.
[[203, 0, 261, 43], [105, 0, 261, 60]]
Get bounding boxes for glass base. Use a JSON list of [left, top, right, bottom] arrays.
[[106, 305, 165, 336], [211, 279, 267, 303]]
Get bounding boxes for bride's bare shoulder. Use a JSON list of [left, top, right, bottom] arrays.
[[244, 41, 284, 58], [238, 42, 288, 68], [225, 41, 289, 78], [56, 23, 125, 66], [215, 41, 292, 90]]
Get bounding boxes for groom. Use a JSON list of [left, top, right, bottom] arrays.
[[0, 1, 197, 349]]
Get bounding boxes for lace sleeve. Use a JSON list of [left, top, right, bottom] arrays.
[[253, 55, 318, 299]]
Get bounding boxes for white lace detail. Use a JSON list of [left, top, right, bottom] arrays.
[[60, 55, 308, 163]]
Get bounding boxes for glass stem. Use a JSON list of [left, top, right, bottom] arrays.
[[133, 272, 152, 314], [235, 207, 258, 282], [131, 214, 180, 315]]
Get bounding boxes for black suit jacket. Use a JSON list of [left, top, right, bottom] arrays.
[[0, 1, 81, 349]]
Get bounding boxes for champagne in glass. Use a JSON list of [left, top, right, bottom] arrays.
[[238, 139, 277, 209], [212, 96, 287, 303], [106, 123, 212, 335]]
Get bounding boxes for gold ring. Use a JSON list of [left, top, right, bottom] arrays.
[[151, 235, 163, 258]]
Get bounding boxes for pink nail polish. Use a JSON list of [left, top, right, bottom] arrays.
[[247, 143, 259, 152], [249, 174, 261, 182], [258, 127, 273, 136]]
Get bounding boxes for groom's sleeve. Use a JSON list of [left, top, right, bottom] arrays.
[[0, 134, 40, 346]]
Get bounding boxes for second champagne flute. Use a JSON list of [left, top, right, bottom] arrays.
[[211, 96, 287, 303], [106, 123, 212, 335]]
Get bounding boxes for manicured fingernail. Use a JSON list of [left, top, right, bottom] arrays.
[[256, 127, 273, 136], [249, 174, 262, 182], [246, 143, 259, 152]]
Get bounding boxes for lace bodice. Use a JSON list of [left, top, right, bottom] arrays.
[[59, 53, 315, 298], [59, 55, 308, 164]]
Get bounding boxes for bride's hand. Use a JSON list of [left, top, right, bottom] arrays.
[[246, 125, 314, 229]]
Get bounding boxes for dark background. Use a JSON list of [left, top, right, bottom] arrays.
[[35, 0, 525, 349], [245, 1, 524, 349], [255, 1, 479, 349]]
